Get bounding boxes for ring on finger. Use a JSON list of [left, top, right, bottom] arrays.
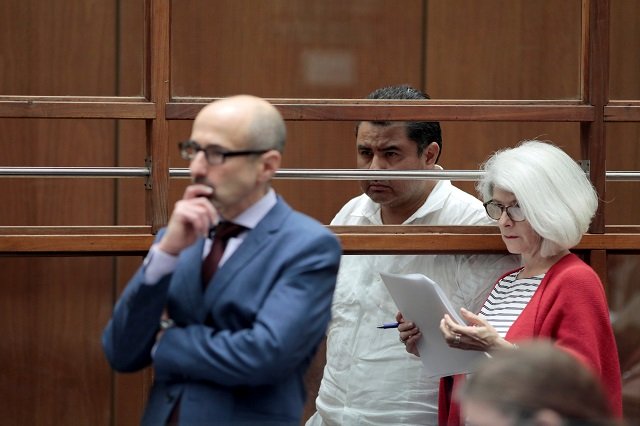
[[453, 334, 461, 345]]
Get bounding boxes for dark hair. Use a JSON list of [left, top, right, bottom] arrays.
[[459, 341, 616, 425], [356, 84, 442, 161]]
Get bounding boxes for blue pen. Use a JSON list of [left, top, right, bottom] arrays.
[[377, 322, 400, 329]]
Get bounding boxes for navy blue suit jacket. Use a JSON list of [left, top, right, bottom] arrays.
[[102, 197, 341, 425]]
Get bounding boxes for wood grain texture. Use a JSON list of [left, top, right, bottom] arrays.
[[0, 99, 155, 119], [147, 0, 171, 232], [0, 257, 114, 425], [2, 227, 640, 255], [166, 101, 595, 121], [581, 0, 610, 233], [0, 0, 122, 424], [0, 0, 639, 423], [606, 102, 640, 121]]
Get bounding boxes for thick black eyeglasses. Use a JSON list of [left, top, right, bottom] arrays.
[[179, 140, 268, 166], [483, 200, 526, 222]]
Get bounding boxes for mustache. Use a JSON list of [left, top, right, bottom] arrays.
[[193, 176, 215, 188], [192, 177, 216, 201]]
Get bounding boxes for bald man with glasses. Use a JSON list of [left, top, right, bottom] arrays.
[[103, 95, 342, 426]]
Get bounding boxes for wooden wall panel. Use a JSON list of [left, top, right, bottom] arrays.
[[0, 118, 117, 226], [606, 123, 640, 226], [0, 115, 119, 423], [436, 122, 580, 197], [607, 0, 640, 226], [0, 0, 117, 96], [0, 257, 113, 426], [276, 121, 361, 224], [426, 0, 582, 100], [425, 1, 582, 196], [0, 0, 639, 424], [171, 0, 425, 99], [170, 0, 426, 223], [610, 0, 640, 100], [0, 0, 121, 424]]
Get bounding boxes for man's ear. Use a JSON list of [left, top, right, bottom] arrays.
[[423, 142, 440, 166], [258, 150, 281, 182]]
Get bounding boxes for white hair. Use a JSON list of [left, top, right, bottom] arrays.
[[476, 140, 598, 257]]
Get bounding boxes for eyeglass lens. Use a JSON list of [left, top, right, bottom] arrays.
[[179, 141, 227, 165], [485, 202, 525, 221], [179, 140, 268, 166]]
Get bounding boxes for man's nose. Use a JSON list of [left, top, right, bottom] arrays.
[[369, 154, 387, 170], [189, 151, 208, 176]]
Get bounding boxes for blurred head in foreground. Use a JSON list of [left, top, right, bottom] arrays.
[[458, 341, 618, 426]]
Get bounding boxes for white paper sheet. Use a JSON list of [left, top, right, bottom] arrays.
[[380, 271, 489, 378]]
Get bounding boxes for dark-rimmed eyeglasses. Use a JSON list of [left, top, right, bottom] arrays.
[[483, 200, 526, 222], [179, 140, 268, 166]]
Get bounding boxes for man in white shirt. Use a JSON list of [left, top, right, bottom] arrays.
[[306, 85, 520, 426]]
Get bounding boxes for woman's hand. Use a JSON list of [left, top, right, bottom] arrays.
[[439, 308, 514, 352], [396, 311, 422, 356]]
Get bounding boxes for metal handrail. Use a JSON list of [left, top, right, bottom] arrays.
[[172, 169, 486, 180], [0, 167, 149, 178], [0, 167, 639, 181]]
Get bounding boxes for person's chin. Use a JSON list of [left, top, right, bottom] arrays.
[[502, 238, 522, 254], [209, 195, 225, 210], [365, 190, 393, 204]]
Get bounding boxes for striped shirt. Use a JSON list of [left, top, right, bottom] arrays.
[[479, 270, 545, 337]]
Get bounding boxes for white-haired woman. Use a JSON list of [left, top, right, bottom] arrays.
[[397, 141, 622, 425]]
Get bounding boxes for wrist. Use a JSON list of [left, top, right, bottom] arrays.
[[157, 240, 181, 256]]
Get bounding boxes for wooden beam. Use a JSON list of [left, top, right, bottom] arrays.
[[604, 101, 640, 121], [0, 235, 153, 256], [146, 0, 171, 232], [2, 226, 640, 255], [580, 0, 609, 233], [0, 226, 151, 235], [166, 100, 595, 122], [0, 97, 155, 118], [0, 96, 602, 122]]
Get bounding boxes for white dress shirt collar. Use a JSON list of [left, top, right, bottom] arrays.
[[220, 188, 277, 231]]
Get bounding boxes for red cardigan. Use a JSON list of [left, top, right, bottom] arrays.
[[438, 253, 623, 425]]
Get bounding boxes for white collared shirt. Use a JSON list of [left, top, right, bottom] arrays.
[[308, 180, 521, 426]]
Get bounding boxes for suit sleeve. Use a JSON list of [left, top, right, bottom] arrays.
[[102, 233, 171, 372], [152, 231, 341, 386]]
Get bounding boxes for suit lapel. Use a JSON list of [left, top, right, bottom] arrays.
[[204, 198, 291, 303]]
